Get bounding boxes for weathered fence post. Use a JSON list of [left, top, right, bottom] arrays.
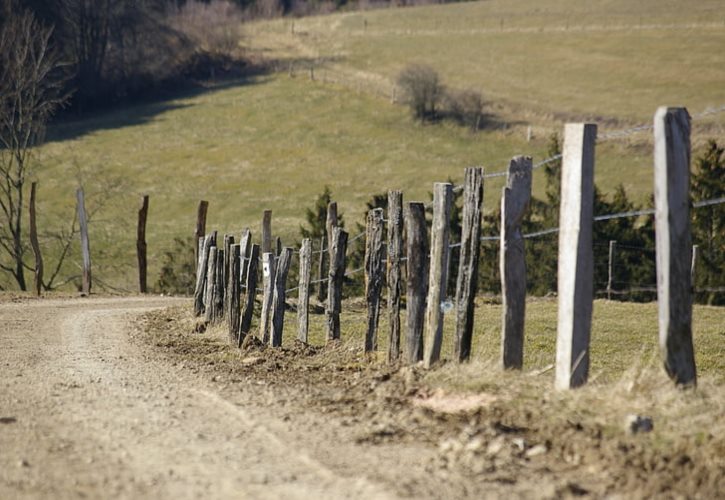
[[270, 247, 293, 347], [654, 106, 696, 386], [202, 231, 217, 307], [137, 195, 149, 294], [423, 183, 453, 368], [454, 167, 484, 362], [204, 246, 218, 323], [691, 244, 698, 294], [276, 236, 282, 257], [555, 123, 597, 390], [260, 252, 276, 343], [326, 227, 348, 342], [29, 182, 43, 296], [500, 157, 532, 370], [194, 234, 213, 316], [387, 190, 403, 362], [239, 228, 252, 286], [214, 248, 225, 321], [405, 202, 428, 364], [239, 244, 260, 346], [327, 201, 338, 262], [607, 240, 617, 300], [316, 235, 326, 302], [298, 238, 312, 342], [228, 244, 241, 344], [262, 210, 273, 254], [76, 187, 92, 295], [195, 200, 209, 264], [365, 208, 385, 353], [222, 235, 234, 317]]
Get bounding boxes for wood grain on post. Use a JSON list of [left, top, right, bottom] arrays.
[[654, 106, 696, 386], [239, 244, 259, 346], [607, 240, 616, 300], [202, 231, 217, 308], [137, 195, 149, 294], [204, 246, 218, 324], [239, 228, 251, 286], [454, 167, 484, 362], [297, 238, 312, 342], [76, 188, 92, 295], [194, 234, 213, 316], [259, 252, 276, 343], [555, 123, 597, 390], [364, 208, 385, 352], [326, 227, 348, 342], [228, 244, 241, 344], [326, 202, 338, 264], [691, 245, 698, 294], [222, 235, 234, 317], [500, 158, 532, 369], [423, 183, 453, 368], [195, 200, 209, 263], [316, 235, 326, 302], [270, 247, 293, 347], [29, 182, 43, 296], [262, 210, 272, 254], [405, 202, 428, 364], [387, 190, 403, 362]]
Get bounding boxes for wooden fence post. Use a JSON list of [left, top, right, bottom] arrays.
[[500, 157, 532, 370], [202, 231, 217, 307], [654, 106, 696, 386], [298, 238, 312, 342], [76, 187, 92, 295], [228, 244, 241, 344], [555, 123, 597, 390], [275, 236, 282, 257], [316, 235, 326, 302], [270, 247, 293, 347], [326, 227, 348, 342], [405, 202, 428, 364], [607, 240, 617, 300], [365, 208, 385, 352], [214, 248, 225, 321], [454, 167, 484, 362], [423, 183, 453, 368], [387, 190, 403, 362], [262, 210, 272, 254], [260, 252, 276, 343], [195, 200, 209, 264], [137, 195, 149, 294], [239, 228, 252, 286], [29, 182, 43, 296], [691, 244, 698, 294], [204, 246, 218, 323], [223, 235, 234, 317], [194, 234, 213, 316], [239, 244, 259, 346]]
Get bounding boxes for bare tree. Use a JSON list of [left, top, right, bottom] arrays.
[[0, 6, 70, 290]]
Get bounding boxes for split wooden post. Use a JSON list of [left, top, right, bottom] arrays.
[[228, 244, 241, 344], [607, 240, 617, 300], [136, 195, 149, 294], [76, 187, 92, 295], [259, 252, 276, 343], [364, 208, 385, 352], [326, 201, 338, 263], [194, 234, 213, 316], [262, 210, 272, 254], [654, 106, 696, 386], [239, 244, 260, 346], [195, 200, 209, 263], [316, 236, 326, 302], [270, 247, 293, 347], [405, 202, 428, 364], [454, 167, 484, 362], [29, 182, 43, 296], [239, 228, 252, 286], [204, 246, 218, 323], [387, 190, 403, 362], [555, 123, 597, 390], [691, 245, 698, 294], [326, 227, 348, 342], [297, 238, 312, 342], [423, 183, 453, 368], [214, 248, 225, 321], [500, 157, 532, 370]]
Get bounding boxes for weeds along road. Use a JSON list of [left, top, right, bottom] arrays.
[[0, 297, 421, 500]]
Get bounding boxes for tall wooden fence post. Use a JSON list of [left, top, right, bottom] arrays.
[[228, 244, 241, 344], [204, 247, 218, 323], [194, 234, 213, 316], [607, 240, 617, 300], [316, 235, 326, 302], [137, 195, 149, 294], [387, 190, 403, 362], [654, 106, 696, 386], [326, 227, 348, 342], [29, 182, 43, 296], [195, 200, 209, 264], [222, 235, 234, 317], [270, 248, 293, 347], [298, 238, 312, 342], [239, 228, 252, 286], [500, 157, 532, 370], [262, 210, 273, 254], [214, 248, 225, 321], [239, 244, 260, 346], [405, 202, 428, 364], [555, 123, 597, 390], [76, 187, 92, 295], [260, 252, 276, 343], [364, 208, 385, 353], [454, 167, 484, 362], [423, 183, 453, 368]]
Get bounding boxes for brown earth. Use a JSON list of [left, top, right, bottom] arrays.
[[1, 297, 722, 499]]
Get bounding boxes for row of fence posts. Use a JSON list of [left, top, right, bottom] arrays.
[[192, 106, 698, 389]]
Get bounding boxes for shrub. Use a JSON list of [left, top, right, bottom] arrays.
[[397, 63, 444, 121], [444, 88, 485, 131]]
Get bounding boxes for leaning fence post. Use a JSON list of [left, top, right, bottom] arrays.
[[262, 210, 273, 254], [204, 246, 218, 323], [228, 244, 241, 344], [239, 244, 260, 346], [365, 208, 385, 353], [654, 106, 696, 386], [423, 183, 453, 368], [29, 182, 43, 296], [137, 195, 149, 294], [454, 167, 484, 362], [326, 227, 348, 342], [555, 123, 597, 390], [607, 240, 617, 300], [387, 190, 403, 362], [405, 202, 428, 364], [260, 252, 276, 343], [195, 200, 209, 264], [500, 157, 531, 370], [194, 234, 213, 316], [270, 247, 293, 347], [298, 238, 312, 342], [76, 187, 92, 295]]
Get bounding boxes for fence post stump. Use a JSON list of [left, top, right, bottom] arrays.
[[326, 227, 348, 342], [76, 188, 92, 295], [239, 244, 260, 346], [298, 238, 312, 342], [194, 234, 213, 316], [607, 240, 617, 300], [204, 246, 218, 324], [423, 183, 453, 368], [260, 252, 276, 343], [271, 247, 293, 347], [262, 210, 273, 254], [405, 202, 428, 364], [228, 244, 241, 344], [454, 167, 484, 362], [195, 200, 209, 264], [654, 106, 696, 386], [500, 158, 531, 369], [387, 190, 403, 362], [555, 123, 597, 390], [29, 182, 43, 296], [365, 208, 385, 353]]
